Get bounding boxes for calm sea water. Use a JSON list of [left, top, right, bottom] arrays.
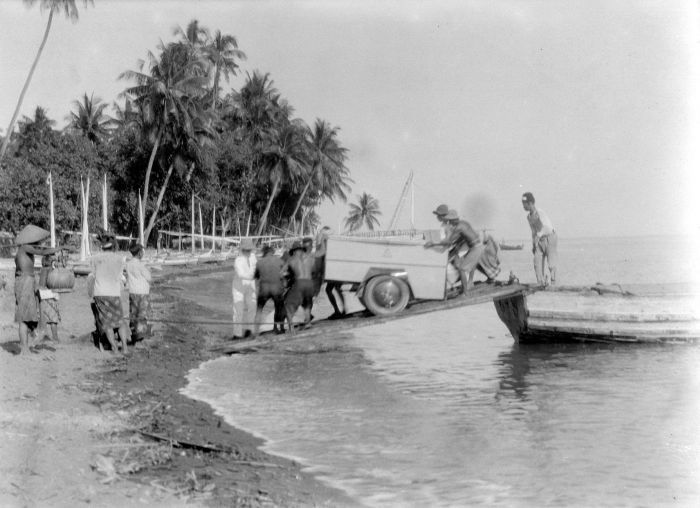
[[181, 235, 700, 507]]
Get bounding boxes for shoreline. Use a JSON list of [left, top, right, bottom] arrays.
[[0, 261, 359, 507]]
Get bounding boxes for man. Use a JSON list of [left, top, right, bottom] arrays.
[[425, 209, 484, 295], [521, 192, 557, 286], [13, 225, 57, 355], [232, 238, 257, 340], [90, 234, 130, 355], [254, 244, 286, 336], [284, 239, 325, 333], [314, 226, 346, 319], [126, 243, 152, 341]]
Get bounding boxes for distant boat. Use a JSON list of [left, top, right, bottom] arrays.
[[493, 284, 700, 343], [499, 241, 524, 250]]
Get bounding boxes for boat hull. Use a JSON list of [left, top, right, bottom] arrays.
[[494, 285, 700, 343]]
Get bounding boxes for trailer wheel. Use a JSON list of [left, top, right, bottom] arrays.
[[363, 275, 410, 316]]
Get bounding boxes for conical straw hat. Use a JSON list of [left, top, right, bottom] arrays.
[[15, 225, 50, 245]]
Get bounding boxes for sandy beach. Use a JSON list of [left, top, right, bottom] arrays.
[[0, 262, 358, 508]]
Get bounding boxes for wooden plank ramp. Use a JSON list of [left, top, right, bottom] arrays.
[[212, 282, 527, 355]]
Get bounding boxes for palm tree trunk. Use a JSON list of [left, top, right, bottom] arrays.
[[212, 66, 221, 109], [290, 169, 316, 227], [0, 9, 54, 162], [141, 133, 161, 223], [255, 178, 280, 236], [143, 162, 174, 244]]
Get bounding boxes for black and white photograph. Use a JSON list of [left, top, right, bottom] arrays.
[[1, 1, 698, 506]]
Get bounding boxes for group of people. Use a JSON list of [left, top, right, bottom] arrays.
[[12, 225, 151, 356], [87, 233, 152, 355], [424, 191, 557, 294], [231, 229, 345, 340]]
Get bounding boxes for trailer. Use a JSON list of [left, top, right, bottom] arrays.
[[324, 234, 449, 315]]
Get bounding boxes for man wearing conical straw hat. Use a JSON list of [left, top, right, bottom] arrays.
[[13, 225, 58, 355]]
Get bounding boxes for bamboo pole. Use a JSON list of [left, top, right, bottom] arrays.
[[212, 207, 216, 250], [191, 193, 195, 255], [48, 171, 55, 248], [80, 176, 91, 261], [138, 192, 145, 246], [246, 212, 251, 237], [102, 173, 108, 232], [221, 213, 225, 252], [198, 202, 204, 250]]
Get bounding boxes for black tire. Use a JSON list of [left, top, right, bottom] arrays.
[[363, 275, 410, 316]]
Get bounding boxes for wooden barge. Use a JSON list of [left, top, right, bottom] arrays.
[[494, 284, 700, 343]]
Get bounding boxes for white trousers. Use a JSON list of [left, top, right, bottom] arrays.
[[232, 279, 257, 338]]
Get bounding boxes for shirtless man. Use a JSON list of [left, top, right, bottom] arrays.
[[284, 239, 325, 333]]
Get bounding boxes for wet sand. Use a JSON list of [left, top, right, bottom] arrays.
[[0, 262, 359, 507]]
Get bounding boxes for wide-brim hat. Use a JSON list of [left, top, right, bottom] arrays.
[[444, 209, 459, 221], [239, 238, 255, 251], [289, 241, 304, 254], [15, 225, 50, 245], [432, 204, 449, 216]]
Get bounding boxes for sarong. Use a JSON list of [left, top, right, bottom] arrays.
[[14, 274, 39, 323], [40, 297, 61, 324], [454, 243, 485, 274], [477, 240, 501, 280], [93, 296, 124, 333], [129, 293, 150, 337], [285, 279, 315, 316], [257, 283, 285, 323]]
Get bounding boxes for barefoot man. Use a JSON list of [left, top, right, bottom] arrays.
[[13, 225, 57, 355]]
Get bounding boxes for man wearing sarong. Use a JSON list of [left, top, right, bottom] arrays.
[[425, 210, 485, 295], [253, 244, 286, 337], [521, 192, 558, 285], [232, 238, 257, 340], [13, 225, 56, 355], [284, 239, 325, 333], [90, 235, 130, 354], [126, 243, 151, 341]]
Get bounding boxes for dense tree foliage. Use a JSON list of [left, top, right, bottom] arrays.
[[0, 18, 353, 245]]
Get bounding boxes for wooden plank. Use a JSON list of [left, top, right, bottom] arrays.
[[213, 283, 527, 354]]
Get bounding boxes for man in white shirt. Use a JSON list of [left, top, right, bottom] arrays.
[[232, 238, 257, 339], [90, 235, 130, 354], [522, 192, 558, 286]]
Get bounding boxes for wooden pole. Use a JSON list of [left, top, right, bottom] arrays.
[[221, 212, 225, 252], [212, 207, 216, 250], [191, 193, 195, 255], [246, 211, 251, 237], [102, 173, 108, 232], [80, 176, 91, 261], [48, 171, 55, 248], [138, 192, 145, 246], [198, 202, 204, 250]]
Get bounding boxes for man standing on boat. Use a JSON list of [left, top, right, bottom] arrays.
[[521, 192, 557, 286]]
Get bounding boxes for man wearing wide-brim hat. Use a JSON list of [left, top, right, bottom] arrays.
[[13, 224, 58, 354], [231, 238, 257, 339], [424, 209, 485, 295]]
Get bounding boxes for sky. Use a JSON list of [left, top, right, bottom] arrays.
[[1, 0, 698, 240]]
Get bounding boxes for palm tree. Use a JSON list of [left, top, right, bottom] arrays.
[[290, 119, 350, 229], [0, 0, 93, 163], [255, 122, 308, 235], [345, 193, 382, 232], [206, 30, 246, 109], [16, 106, 56, 152], [119, 41, 211, 243], [66, 92, 111, 143]]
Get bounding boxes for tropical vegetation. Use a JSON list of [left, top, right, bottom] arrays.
[[344, 193, 382, 232], [0, 17, 353, 246]]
